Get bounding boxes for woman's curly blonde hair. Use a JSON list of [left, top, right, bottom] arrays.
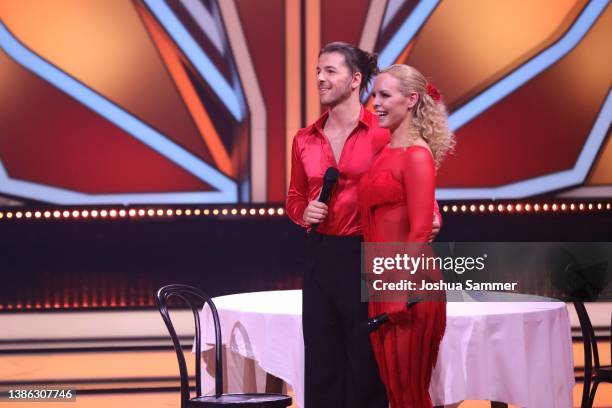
[[380, 64, 455, 168]]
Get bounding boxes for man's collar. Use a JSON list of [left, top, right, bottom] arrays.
[[312, 106, 372, 135]]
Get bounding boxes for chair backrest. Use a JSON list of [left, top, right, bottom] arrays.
[[573, 301, 601, 370], [156, 284, 224, 405]]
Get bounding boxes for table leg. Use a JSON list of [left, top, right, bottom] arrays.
[[491, 402, 508, 408], [265, 373, 284, 393]]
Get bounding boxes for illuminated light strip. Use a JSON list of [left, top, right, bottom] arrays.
[[381, 0, 405, 31], [439, 201, 611, 214], [437, 91, 612, 200], [218, 0, 268, 202], [137, 5, 234, 177], [0, 207, 288, 220], [1, 203, 608, 222], [449, 0, 608, 131], [178, 0, 225, 54], [142, 0, 244, 120], [0, 23, 237, 204], [362, 0, 438, 102], [378, 0, 439, 68]]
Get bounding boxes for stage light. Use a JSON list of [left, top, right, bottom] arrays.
[[110, 209, 118, 217], [588, 203, 593, 210], [204, 209, 210, 215], [278, 208, 285, 215], [100, 209, 108, 218], [451, 205, 458, 213], [488, 204, 495, 212], [240, 209, 247, 215], [570, 204, 576, 211], [147, 209, 155, 216], [16, 211, 23, 218], [5, 212, 13, 219], [0, 213, 4, 219], [156, 209, 163, 216], [175, 209, 183, 216], [506, 204, 513, 212], [44, 211, 51, 218], [52, 211, 60, 218], [460, 205, 467, 213], [194, 209, 201, 216], [552, 204, 558, 212], [561, 204, 567, 211], [165, 209, 173, 216], [497, 204, 504, 212], [91, 210, 99, 218], [268, 208, 275, 215], [469, 205, 476, 213], [524, 204, 531, 212], [222, 209, 229, 215], [25, 211, 32, 218], [213, 209, 219, 215], [231, 209, 238, 215], [119, 209, 127, 217], [259, 208, 266, 215], [579, 203, 585, 211], [479, 204, 485, 212], [597, 203, 602, 210], [515, 204, 523, 212], [442, 205, 449, 213], [135, 209, 143, 216], [607, 203, 611, 210], [72, 210, 79, 218], [534, 204, 540, 212], [185, 209, 192, 216], [82, 210, 89, 218], [34, 211, 42, 218], [249, 209, 256, 215]]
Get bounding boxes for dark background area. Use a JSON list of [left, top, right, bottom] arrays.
[[1, 205, 610, 312]]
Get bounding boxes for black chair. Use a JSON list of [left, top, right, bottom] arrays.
[[573, 302, 612, 408], [156, 284, 292, 408]]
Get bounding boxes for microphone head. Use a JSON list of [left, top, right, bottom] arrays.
[[323, 167, 339, 183]]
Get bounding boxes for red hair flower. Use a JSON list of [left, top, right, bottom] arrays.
[[426, 82, 441, 102]]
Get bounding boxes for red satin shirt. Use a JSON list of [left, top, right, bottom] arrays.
[[286, 108, 389, 236]]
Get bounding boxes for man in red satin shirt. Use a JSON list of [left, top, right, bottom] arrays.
[[286, 42, 441, 408]]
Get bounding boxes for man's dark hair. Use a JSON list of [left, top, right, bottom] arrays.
[[319, 42, 379, 94]]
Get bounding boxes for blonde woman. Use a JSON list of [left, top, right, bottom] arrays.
[[359, 64, 455, 408]]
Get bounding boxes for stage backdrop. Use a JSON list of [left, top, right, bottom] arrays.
[[0, 0, 610, 205]]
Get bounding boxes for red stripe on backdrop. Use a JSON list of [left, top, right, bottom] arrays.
[[321, 0, 371, 47], [0, 49, 213, 193], [235, 0, 287, 202]]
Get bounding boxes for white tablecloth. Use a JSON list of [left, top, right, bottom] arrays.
[[199, 290, 574, 408]]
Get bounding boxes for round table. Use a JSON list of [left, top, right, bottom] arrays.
[[199, 290, 574, 408]]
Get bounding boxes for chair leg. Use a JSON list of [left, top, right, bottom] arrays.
[[582, 374, 592, 408], [587, 380, 600, 408]]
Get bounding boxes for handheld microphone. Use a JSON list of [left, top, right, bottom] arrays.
[[312, 167, 339, 231], [365, 299, 421, 333]]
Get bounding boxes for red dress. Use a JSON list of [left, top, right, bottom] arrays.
[[358, 144, 446, 408]]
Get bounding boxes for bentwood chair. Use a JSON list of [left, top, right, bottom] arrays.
[[156, 284, 292, 408], [573, 301, 612, 408]]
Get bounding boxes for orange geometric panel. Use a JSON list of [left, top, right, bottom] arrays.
[[0, 0, 213, 164], [403, 0, 586, 110]]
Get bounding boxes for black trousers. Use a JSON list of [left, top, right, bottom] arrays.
[[302, 232, 388, 408]]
